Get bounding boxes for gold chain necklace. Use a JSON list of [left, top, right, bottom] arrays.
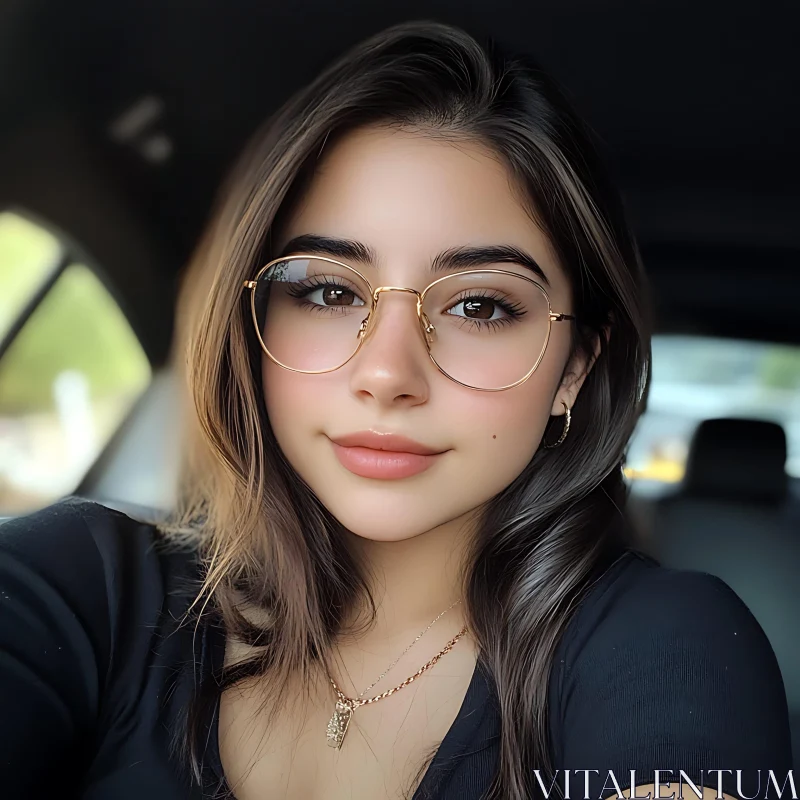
[[325, 602, 468, 749]]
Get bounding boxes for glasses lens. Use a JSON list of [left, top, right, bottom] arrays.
[[422, 271, 551, 389], [254, 257, 372, 372]]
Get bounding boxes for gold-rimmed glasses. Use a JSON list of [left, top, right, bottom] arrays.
[[242, 255, 575, 392]]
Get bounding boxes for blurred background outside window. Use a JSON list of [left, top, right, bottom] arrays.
[[627, 336, 800, 496], [0, 211, 151, 515]]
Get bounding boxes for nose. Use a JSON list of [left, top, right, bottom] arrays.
[[346, 289, 432, 407]]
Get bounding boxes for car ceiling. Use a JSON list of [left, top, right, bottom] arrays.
[[1, 0, 799, 366]]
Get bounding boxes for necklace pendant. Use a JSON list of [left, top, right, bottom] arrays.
[[326, 699, 353, 749]]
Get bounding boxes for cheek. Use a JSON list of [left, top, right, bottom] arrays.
[[451, 327, 570, 483], [444, 375, 556, 488], [261, 360, 320, 455], [474, 386, 551, 443]]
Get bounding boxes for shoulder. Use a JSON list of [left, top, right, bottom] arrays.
[[560, 548, 775, 660], [0, 495, 194, 584], [548, 548, 793, 770], [0, 497, 200, 650], [1, 495, 154, 560], [0, 498, 204, 794], [556, 548, 786, 688]]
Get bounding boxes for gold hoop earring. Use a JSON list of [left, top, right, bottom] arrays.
[[544, 401, 571, 449]]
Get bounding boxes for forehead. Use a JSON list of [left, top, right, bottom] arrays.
[[279, 126, 561, 279]]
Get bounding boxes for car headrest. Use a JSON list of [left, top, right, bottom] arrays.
[[682, 418, 788, 503]]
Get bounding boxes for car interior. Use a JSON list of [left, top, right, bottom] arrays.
[[1, 0, 798, 766]]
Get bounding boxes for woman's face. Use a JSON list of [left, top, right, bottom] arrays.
[[263, 126, 589, 542]]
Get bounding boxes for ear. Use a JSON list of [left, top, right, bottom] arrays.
[[550, 329, 605, 416]]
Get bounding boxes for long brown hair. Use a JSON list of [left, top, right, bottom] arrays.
[[165, 19, 651, 800]]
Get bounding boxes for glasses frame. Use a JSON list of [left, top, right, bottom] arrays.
[[242, 254, 576, 392]]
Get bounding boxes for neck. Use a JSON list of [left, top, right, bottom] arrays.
[[340, 512, 475, 645]]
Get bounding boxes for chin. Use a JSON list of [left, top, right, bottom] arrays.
[[344, 524, 427, 543], [318, 494, 463, 542]]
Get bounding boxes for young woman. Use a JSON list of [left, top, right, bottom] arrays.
[[0, 20, 792, 800]]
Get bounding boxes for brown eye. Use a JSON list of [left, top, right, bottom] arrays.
[[323, 286, 359, 306], [448, 296, 505, 321], [462, 298, 496, 319]]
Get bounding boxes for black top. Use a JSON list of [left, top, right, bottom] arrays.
[[0, 497, 792, 800]]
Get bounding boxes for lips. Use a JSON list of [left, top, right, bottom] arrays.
[[327, 431, 447, 480], [329, 431, 444, 456]]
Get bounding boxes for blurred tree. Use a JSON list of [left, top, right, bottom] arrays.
[[760, 347, 800, 390]]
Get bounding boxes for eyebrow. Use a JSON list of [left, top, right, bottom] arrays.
[[278, 234, 551, 286]]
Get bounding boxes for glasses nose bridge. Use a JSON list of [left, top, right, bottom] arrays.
[[372, 284, 423, 303], [360, 284, 431, 345]]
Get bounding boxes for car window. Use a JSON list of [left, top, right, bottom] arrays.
[[0, 211, 151, 515], [626, 335, 800, 497], [0, 212, 61, 340]]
